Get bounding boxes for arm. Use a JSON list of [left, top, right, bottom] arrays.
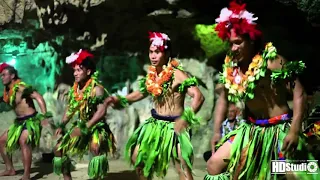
[[268, 55, 306, 133], [30, 91, 47, 114], [87, 86, 107, 128], [176, 70, 205, 113], [289, 78, 307, 134], [213, 84, 228, 135], [125, 90, 146, 103]]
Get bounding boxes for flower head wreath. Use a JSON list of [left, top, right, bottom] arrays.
[[0, 63, 10, 73], [65, 49, 94, 67], [214, 1, 262, 41], [148, 32, 171, 51]]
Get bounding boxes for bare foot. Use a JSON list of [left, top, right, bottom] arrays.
[[0, 169, 16, 176], [20, 177, 31, 180]]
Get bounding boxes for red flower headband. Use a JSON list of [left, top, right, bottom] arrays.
[[214, 1, 262, 41], [65, 49, 94, 67], [148, 32, 170, 51], [0, 63, 10, 73]]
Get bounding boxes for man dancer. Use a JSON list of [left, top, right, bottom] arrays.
[[205, 1, 318, 179], [52, 49, 116, 180], [0, 63, 52, 180], [105, 32, 205, 180]]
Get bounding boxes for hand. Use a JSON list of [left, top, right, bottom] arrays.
[[211, 132, 221, 154], [174, 119, 188, 135], [55, 128, 63, 136], [41, 119, 49, 126], [104, 96, 118, 107], [70, 127, 81, 138], [281, 131, 299, 156]]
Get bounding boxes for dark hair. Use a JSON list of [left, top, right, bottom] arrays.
[[79, 57, 96, 76], [4, 66, 20, 80]]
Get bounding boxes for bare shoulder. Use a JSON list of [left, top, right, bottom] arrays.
[[94, 85, 105, 96], [267, 54, 287, 71], [18, 85, 26, 93], [174, 69, 189, 83]]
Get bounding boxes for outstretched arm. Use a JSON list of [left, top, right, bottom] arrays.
[[104, 90, 147, 108], [87, 86, 107, 128]]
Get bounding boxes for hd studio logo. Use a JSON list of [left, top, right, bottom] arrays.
[[271, 160, 319, 174]]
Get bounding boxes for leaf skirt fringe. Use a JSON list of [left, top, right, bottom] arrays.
[[58, 121, 116, 158], [125, 117, 194, 179], [205, 122, 320, 180], [6, 112, 51, 153]]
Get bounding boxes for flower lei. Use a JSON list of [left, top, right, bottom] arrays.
[[66, 72, 99, 119], [146, 59, 180, 97], [3, 79, 22, 106], [220, 42, 277, 102]]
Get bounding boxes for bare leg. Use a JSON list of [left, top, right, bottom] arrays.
[[131, 145, 150, 180], [54, 142, 72, 180], [206, 141, 231, 175], [18, 130, 32, 180], [0, 130, 16, 176], [173, 144, 193, 180]]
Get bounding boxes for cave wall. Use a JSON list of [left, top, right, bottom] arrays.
[[0, 0, 320, 160]]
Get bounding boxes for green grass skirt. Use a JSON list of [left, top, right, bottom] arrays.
[[55, 121, 116, 179], [6, 112, 52, 153], [125, 117, 194, 178], [204, 122, 320, 180]]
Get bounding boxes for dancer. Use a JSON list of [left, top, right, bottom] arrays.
[[205, 1, 319, 179], [0, 63, 52, 180], [52, 50, 116, 180], [105, 32, 205, 180]]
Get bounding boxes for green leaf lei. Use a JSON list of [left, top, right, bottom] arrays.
[[66, 71, 109, 121]]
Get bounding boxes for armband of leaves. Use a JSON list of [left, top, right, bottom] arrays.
[[116, 95, 129, 108], [180, 107, 201, 127], [138, 77, 148, 94], [271, 61, 306, 83], [178, 77, 199, 93]]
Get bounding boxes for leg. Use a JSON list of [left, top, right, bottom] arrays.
[[88, 135, 108, 180], [18, 130, 32, 180], [131, 145, 150, 180], [206, 141, 231, 175], [174, 144, 193, 180], [53, 142, 72, 180], [0, 130, 16, 176]]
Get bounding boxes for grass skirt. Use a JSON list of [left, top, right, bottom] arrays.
[[55, 121, 116, 179], [125, 117, 193, 178], [205, 121, 320, 180], [6, 112, 52, 153]]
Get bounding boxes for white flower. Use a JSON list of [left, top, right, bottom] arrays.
[[215, 8, 233, 23], [229, 88, 236, 94], [150, 33, 170, 49], [253, 68, 260, 75], [223, 70, 228, 77], [215, 8, 258, 25], [66, 49, 82, 64], [248, 76, 255, 82], [240, 10, 258, 24], [225, 82, 231, 89], [234, 75, 242, 84]]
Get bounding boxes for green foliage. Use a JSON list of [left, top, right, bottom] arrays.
[[96, 55, 143, 93], [193, 24, 228, 59]]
